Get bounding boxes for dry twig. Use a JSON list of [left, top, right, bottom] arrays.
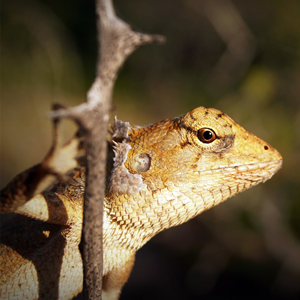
[[51, 0, 165, 298]]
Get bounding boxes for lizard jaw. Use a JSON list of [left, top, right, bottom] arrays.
[[233, 159, 283, 183]]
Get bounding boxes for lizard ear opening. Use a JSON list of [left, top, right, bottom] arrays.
[[133, 153, 151, 172]]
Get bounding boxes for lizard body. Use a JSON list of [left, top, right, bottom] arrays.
[[0, 107, 282, 300]]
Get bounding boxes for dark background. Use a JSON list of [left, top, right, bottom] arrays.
[[1, 0, 300, 299]]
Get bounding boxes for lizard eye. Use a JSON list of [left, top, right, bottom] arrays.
[[197, 128, 217, 143]]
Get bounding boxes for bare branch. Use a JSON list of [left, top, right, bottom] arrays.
[[47, 1, 164, 298], [71, 1, 165, 299]]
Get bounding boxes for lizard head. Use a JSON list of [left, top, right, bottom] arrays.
[[108, 107, 282, 239]]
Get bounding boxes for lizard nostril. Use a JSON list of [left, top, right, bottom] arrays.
[[264, 145, 269, 150], [133, 153, 151, 172]]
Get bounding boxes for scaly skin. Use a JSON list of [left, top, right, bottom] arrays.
[[0, 107, 282, 300]]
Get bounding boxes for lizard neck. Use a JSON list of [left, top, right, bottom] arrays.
[[104, 179, 224, 252]]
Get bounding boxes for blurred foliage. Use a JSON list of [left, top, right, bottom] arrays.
[[1, 0, 300, 299]]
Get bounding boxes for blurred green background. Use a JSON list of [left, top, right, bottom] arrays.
[[1, 0, 300, 299]]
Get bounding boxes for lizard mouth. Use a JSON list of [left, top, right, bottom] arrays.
[[195, 159, 283, 183], [227, 159, 283, 182], [234, 159, 282, 172]]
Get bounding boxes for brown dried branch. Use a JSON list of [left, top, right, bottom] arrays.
[[49, 0, 165, 299]]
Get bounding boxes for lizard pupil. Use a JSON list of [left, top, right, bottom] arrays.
[[197, 128, 216, 143], [203, 130, 212, 140]]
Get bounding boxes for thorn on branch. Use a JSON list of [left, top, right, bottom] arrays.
[[136, 33, 166, 46], [126, 32, 166, 54]]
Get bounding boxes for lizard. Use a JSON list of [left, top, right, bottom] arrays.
[[0, 106, 282, 300]]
